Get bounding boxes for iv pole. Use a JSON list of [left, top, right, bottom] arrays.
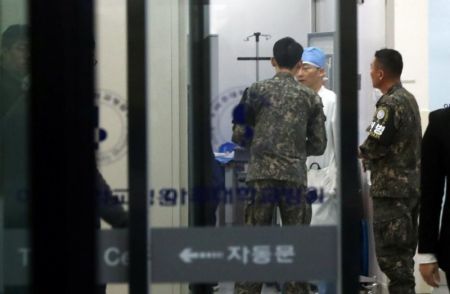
[[237, 32, 271, 82]]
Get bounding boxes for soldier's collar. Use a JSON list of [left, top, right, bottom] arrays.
[[274, 71, 295, 80], [386, 82, 403, 95]]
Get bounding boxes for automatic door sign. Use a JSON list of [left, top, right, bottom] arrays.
[[178, 245, 295, 265], [179, 248, 225, 263], [153, 227, 337, 283]]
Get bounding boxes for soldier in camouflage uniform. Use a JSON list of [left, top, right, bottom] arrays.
[[232, 37, 327, 294], [359, 49, 422, 294]]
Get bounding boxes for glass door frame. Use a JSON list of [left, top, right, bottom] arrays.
[[27, 0, 360, 293], [29, 0, 97, 293]]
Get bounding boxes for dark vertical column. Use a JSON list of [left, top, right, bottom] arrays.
[[188, 0, 212, 231], [127, 0, 149, 293], [189, 1, 214, 293], [337, 0, 360, 293], [30, 1, 97, 293]]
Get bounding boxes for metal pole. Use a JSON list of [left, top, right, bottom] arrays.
[[337, 0, 360, 293], [311, 0, 317, 33], [255, 32, 260, 81], [127, 0, 149, 293], [241, 32, 270, 82]]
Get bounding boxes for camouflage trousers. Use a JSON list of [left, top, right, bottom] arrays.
[[235, 180, 311, 294], [372, 197, 419, 294]]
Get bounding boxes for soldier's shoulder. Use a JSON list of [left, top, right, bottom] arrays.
[[379, 87, 413, 108], [249, 80, 265, 89], [396, 86, 415, 98], [292, 81, 316, 97], [249, 78, 277, 91], [391, 86, 415, 103]]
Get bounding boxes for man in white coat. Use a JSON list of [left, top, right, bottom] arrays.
[[296, 46, 337, 294]]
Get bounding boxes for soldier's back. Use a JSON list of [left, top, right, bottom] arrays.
[[245, 72, 322, 185]]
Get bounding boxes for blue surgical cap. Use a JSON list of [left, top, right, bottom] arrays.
[[302, 47, 326, 68]]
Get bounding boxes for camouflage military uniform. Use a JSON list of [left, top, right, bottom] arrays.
[[232, 72, 327, 294], [359, 83, 421, 294]]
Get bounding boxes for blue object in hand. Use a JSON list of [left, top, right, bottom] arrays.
[[218, 141, 237, 153]]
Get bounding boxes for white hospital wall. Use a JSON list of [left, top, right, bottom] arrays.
[[357, 0, 386, 144], [210, 0, 311, 91], [388, 0, 429, 113], [314, 0, 336, 32]]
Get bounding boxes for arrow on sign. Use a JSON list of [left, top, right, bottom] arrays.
[[179, 248, 225, 263]]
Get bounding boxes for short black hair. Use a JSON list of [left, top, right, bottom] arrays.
[[273, 37, 303, 69], [375, 48, 403, 77], [1, 24, 28, 50]]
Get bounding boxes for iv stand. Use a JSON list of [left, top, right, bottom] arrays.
[[237, 32, 271, 82]]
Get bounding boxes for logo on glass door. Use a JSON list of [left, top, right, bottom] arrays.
[[211, 86, 247, 151], [96, 90, 128, 165]]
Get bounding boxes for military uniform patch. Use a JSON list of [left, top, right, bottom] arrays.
[[376, 109, 385, 120], [376, 106, 389, 122], [367, 106, 393, 142]]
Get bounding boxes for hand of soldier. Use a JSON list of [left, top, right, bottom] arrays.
[[361, 159, 369, 172], [419, 262, 441, 288], [357, 148, 369, 172]]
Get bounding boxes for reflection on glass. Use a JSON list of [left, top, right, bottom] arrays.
[[1, 0, 30, 290], [0, 24, 29, 226]]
